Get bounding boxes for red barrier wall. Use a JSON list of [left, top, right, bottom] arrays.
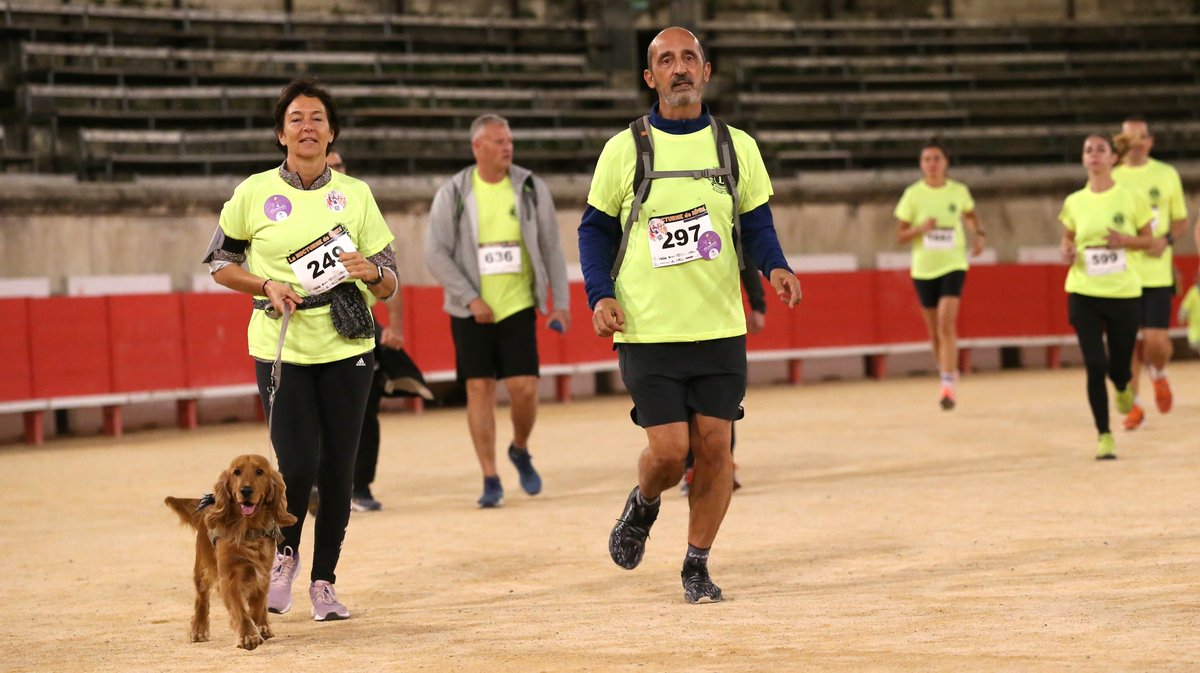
[[29, 297, 112, 397], [872, 270, 928, 343], [960, 264, 1053, 338], [794, 271, 877, 348], [0, 298, 33, 402], [9, 259, 1198, 414], [109, 294, 187, 392], [181, 293, 254, 387], [405, 286, 456, 373]]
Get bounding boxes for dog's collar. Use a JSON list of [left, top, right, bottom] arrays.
[[208, 521, 285, 547]]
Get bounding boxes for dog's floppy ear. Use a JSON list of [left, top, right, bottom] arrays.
[[206, 469, 233, 523], [267, 467, 297, 527]]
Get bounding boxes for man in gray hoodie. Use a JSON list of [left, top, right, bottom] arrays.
[[424, 114, 571, 508]]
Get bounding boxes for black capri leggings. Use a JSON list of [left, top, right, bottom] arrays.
[[256, 351, 375, 584], [1067, 293, 1141, 435]]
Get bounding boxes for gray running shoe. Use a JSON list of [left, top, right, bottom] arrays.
[[681, 559, 723, 604], [309, 580, 350, 621], [351, 490, 382, 512], [268, 546, 300, 614], [608, 486, 659, 569]]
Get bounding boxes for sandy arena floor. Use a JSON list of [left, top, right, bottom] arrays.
[[2, 364, 1198, 672]]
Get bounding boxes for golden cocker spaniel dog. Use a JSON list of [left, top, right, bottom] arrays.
[[165, 454, 296, 650]]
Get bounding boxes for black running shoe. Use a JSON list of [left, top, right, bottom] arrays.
[[608, 486, 659, 569], [681, 559, 723, 604], [478, 476, 504, 508]]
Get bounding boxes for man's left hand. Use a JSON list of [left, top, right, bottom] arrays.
[[379, 325, 405, 350], [547, 309, 571, 333], [769, 269, 802, 308], [747, 310, 766, 334]]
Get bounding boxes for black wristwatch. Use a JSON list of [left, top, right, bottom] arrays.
[[365, 265, 384, 286]]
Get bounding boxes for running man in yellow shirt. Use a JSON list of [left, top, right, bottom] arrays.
[[1111, 116, 1189, 429], [580, 27, 801, 603], [894, 141, 987, 410]]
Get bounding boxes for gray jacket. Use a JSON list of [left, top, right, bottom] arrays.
[[424, 163, 569, 318]]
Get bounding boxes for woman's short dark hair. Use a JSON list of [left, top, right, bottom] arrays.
[[273, 78, 339, 155], [921, 138, 949, 160]]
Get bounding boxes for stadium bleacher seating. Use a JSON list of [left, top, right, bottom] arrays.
[[2, 2, 1199, 174]]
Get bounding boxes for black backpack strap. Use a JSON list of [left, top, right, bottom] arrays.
[[611, 115, 654, 280], [610, 115, 744, 280], [711, 117, 745, 271]]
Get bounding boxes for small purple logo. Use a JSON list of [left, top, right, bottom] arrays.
[[697, 231, 722, 260], [264, 195, 292, 221]]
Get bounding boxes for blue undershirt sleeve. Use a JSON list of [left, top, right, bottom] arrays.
[[739, 202, 791, 276], [578, 204, 621, 309]]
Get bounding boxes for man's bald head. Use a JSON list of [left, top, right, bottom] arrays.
[[644, 26, 711, 114], [646, 27, 705, 68]]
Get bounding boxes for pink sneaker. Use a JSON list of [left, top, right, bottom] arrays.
[[268, 546, 299, 614], [310, 581, 350, 621]]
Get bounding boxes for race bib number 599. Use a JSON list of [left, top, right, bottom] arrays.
[[287, 225, 358, 295], [1083, 247, 1126, 276]]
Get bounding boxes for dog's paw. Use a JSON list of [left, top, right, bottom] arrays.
[[237, 633, 264, 651], [190, 629, 209, 643], [259, 623, 274, 640]]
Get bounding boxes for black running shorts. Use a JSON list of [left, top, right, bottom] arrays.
[[1140, 286, 1173, 329], [617, 335, 747, 428], [912, 270, 966, 309], [450, 307, 539, 382]]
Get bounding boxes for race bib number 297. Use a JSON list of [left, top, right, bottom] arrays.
[[647, 204, 722, 269]]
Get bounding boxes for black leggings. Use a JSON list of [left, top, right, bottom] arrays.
[[256, 351, 374, 584], [354, 374, 384, 493], [1068, 293, 1141, 435]]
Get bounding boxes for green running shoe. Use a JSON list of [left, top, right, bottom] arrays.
[[1095, 432, 1117, 460], [1114, 385, 1134, 415]]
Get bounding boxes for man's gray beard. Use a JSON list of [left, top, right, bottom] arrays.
[[661, 85, 703, 108]]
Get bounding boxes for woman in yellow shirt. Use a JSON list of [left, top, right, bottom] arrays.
[[203, 79, 399, 622], [894, 141, 986, 410], [1058, 135, 1154, 460]]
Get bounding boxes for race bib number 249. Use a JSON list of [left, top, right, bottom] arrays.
[[287, 225, 358, 295]]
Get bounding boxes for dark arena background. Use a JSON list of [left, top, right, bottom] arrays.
[[1, 1, 1198, 670]]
